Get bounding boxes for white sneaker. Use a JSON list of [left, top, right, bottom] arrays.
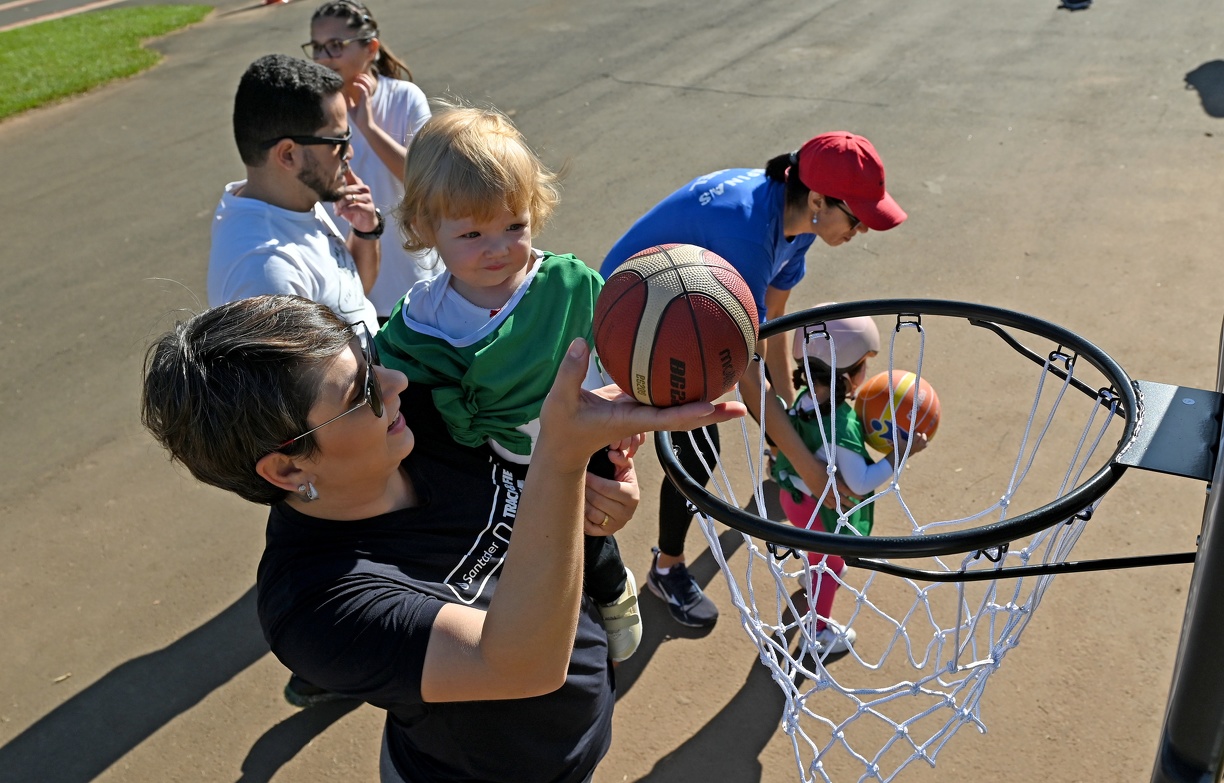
[[599, 568, 643, 663], [813, 621, 856, 655]]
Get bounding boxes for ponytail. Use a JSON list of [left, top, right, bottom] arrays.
[[374, 44, 413, 82], [765, 149, 810, 211]]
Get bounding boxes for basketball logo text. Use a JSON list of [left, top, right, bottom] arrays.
[[869, 419, 893, 441], [670, 358, 687, 405], [868, 419, 912, 443], [718, 348, 736, 388]]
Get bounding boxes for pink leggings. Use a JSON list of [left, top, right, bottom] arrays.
[[778, 490, 847, 632]]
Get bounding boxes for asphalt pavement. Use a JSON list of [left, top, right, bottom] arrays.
[[2, 1, 1223, 781]]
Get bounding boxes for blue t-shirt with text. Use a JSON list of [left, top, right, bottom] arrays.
[[601, 168, 814, 322]]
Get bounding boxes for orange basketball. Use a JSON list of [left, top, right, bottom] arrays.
[[853, 370, 941, 453], [593, 244, 759, 406]]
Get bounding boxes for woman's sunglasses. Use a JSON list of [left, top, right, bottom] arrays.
[[276, 323, 383, 450], [831, 199, 861, 230]]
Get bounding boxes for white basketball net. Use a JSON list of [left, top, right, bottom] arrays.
[[677, 313, 1128, 782]]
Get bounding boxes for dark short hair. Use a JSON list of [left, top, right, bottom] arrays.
[[764, 150, 810, 212], [232, 53, 345, 166], [141, 295, 353, 505]]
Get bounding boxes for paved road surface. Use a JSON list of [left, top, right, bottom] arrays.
[[2, 1, 1223, 781]]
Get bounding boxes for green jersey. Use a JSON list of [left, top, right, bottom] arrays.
[[771, 395, 875, 537], [376, 252, 603, 457]]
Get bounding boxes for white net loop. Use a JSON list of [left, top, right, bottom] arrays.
[[678, 308, 1129, 782]]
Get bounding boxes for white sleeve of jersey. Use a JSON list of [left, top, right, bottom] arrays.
[[585, 354, 615, 391], [814, 444, 894, 497]]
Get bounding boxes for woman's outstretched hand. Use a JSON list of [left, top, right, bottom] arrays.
[[538, 339, 747, 470]]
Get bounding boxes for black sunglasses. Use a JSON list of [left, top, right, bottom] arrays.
[[276, 323, 383, 450], [831, 199, 861, 230], [301, 35, 373, 60], [259, 126, 353, 159]]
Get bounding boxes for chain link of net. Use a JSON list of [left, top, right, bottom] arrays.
[[680, 317, 1124, 782]]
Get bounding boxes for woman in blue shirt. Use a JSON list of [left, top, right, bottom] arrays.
[[600, 132, 906, 628]]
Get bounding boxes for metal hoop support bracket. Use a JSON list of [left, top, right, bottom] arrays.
[[1150, 314, 1224, 783], [847, 375, 1220, 579], [1116, 380, 1223, 482]]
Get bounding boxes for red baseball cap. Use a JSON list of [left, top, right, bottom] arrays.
[[796, 132, 907, 231]]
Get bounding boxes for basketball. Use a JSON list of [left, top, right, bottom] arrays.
[[593, 244, 759, 406], [853, 370, 941, 453]]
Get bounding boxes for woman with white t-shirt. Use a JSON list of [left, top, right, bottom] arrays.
[[304, 0, 442, 322]]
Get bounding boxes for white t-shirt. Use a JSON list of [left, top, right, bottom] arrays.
[[208, 181, 379, 334], [331, 75, 442, 317]]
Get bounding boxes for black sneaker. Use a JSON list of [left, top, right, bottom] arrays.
[[283, 674, 356, 708], [645, 547, 719, 627]]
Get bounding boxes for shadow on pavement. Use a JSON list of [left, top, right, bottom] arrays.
[[614, 481, 786, 697], [0, 587, 319, 783], [629, 640, 787, 783], [235, 699, 363, 783], [628, 583, 848, 782], [611, 529, 735, 697], [1185, 61, 1224, 118], [618, 480, 846, 780]]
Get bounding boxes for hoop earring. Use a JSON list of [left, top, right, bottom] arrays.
[[297, 482, 319, 502]]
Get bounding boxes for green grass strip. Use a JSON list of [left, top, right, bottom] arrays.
[[0, 5, 212, 120]]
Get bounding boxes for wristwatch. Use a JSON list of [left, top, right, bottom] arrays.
[[352, 208, 385, 240]]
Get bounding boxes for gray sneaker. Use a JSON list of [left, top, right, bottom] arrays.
[[812, 622, 857, 655], [645, 547, 719, 628], [599, 568, 643, 662]]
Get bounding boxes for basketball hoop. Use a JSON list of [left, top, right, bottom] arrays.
[[657, 299, 1145, 781]]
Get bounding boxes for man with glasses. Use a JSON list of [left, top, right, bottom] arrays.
[[208, 53, 381, 336]]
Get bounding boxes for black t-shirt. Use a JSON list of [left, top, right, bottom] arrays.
[[256, 392, 614, 782]]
